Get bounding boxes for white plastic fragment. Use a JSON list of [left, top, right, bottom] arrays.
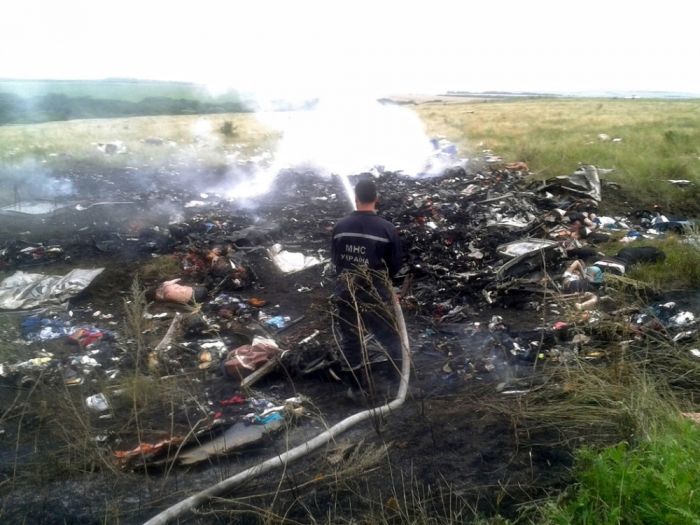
[[268, 244, 324, 274], [200, 341, 225, 350], [670, 311, 695, 327], [86, 393, 110, 412]]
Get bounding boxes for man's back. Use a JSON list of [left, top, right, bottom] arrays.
[[331, 210, 402, 278]]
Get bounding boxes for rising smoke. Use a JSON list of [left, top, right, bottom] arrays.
[[260, 97, 433, 176], [0, 158, 74, 208], [224, 96, 436, 204]]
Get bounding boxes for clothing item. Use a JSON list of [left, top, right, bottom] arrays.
[[568, 280, 591, 293], [585, 266, 604, 284], [336, 290, 403, 371], [331, 209, 403, 373], [594, 216, 617, 227], [331, 210, 402, 291]]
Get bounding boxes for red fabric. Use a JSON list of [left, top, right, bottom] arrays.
[[219, 396, 245, 406]]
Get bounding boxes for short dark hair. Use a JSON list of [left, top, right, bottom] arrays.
[[355, 179, 377, 204]]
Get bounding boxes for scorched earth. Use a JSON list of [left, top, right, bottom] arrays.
[[0, 157, 672, 524]]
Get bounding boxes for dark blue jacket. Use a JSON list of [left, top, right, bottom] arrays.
[[331, 211, 402, 298]]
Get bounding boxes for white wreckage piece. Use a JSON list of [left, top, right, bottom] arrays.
[[268, 243, 326, 274], [92, 141, 127, 155], [481, 192, 540, 230], [0, 268, 105, 310], [495, 239, 563, 281]]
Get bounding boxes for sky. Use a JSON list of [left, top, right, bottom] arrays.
[[1, 0, 698, 98]]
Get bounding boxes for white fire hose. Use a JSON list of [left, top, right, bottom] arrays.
[[143, 298, 411, 525]]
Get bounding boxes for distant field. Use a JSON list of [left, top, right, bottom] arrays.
[[1, 97, 699, 210], [0, 111, 281, 207], [414, 98, 700, 209], [0, 79, 242, 103]]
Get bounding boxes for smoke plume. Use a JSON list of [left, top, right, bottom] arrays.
[[224, 96, 435, 203]]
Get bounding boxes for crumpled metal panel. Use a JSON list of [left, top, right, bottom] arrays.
[[541, 164, 601, 201]]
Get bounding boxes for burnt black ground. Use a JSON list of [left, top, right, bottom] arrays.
[[0, 165, 584, 524]]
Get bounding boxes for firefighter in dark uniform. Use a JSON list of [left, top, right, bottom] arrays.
[[331, 179, 403, 398]]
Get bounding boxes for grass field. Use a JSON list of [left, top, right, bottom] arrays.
[[415, 98, 700, 208], [2, 97, 699, 208], [0, 112, 279, 172]]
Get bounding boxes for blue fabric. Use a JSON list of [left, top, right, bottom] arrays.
[[586, 266, 604, 284]]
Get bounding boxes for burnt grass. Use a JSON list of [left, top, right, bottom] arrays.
[[0, 162, 641, 524]]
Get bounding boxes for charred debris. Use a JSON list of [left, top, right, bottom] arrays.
[[0, 152, 695, 468]]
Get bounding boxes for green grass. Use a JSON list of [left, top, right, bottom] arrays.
[[536, 419, 700, 525], [414, 98, 700, 208], [488, 340, 700, 525], [0, 112, 277, 162], [626, 237, 700, 290]]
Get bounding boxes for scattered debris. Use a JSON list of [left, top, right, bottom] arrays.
[[2, 143, 699, 519]]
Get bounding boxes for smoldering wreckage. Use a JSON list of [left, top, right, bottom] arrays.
[[0, 144, 698, 523]]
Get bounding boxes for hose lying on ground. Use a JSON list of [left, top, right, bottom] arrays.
[[143, 298, 411, 525]]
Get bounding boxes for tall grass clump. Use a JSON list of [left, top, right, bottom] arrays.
[[533, 419, 700, 525], [489, 353, 681, 446], [123, 277, 149, 368], [138, 254, 182, 281], [489, 337, 700, 524], [608, 235, 700, 291]]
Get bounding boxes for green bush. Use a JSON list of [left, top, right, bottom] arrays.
[[219, 120, 237, 138]]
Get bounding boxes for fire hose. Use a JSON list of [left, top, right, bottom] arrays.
[[143, 298, 411, 525]]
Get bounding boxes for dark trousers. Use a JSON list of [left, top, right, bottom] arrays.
[[336, 289, 402, 374]]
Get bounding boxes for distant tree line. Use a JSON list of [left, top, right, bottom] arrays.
[[0, 93, 256, 125]]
